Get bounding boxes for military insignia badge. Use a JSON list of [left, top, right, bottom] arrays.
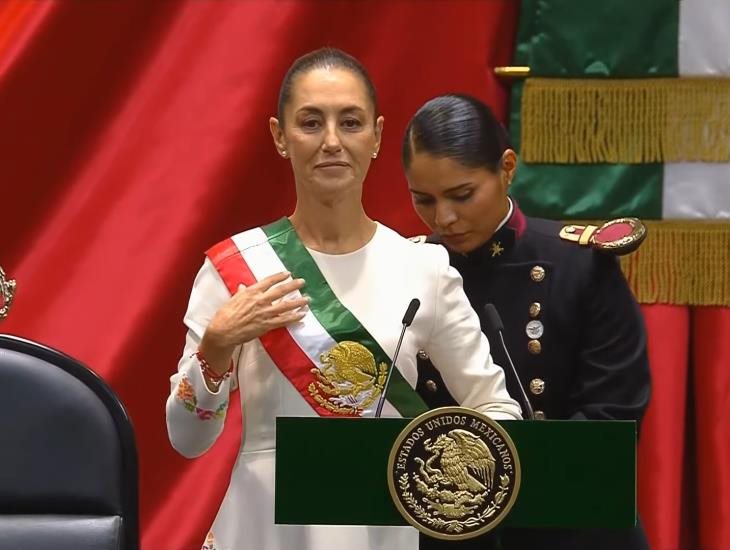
[[559, 217, 647, 255], [387, 407, 521, 540]]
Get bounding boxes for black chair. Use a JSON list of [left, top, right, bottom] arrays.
[[0, 334, 139, 550]]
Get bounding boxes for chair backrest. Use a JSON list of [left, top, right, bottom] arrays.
[[0, 334, 138, 550]]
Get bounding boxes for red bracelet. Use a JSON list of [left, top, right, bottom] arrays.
[[193, 349, 233, 383]]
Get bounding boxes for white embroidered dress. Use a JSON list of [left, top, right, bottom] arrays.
[[166, 222, 521, 550]]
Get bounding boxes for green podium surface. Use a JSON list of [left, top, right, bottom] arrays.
[[275, 417, 637, 529]]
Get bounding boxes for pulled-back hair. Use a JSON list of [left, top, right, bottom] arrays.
[[402, 94, 510, 172], [277, 47, 378, 124]]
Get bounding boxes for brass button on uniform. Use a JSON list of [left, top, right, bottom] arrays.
[[529, 302, 541, 318], [425, 379, 438, 392], [417, 349, 429, 360], [533, 410, 546, 420], [529, 378, 545, 395], [527, 339, 542, 355], [530, 265, 546, 282]]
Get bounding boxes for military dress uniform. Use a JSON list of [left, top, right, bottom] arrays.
[[415, 201, 651, 550]]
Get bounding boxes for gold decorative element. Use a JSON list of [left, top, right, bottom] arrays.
[[425, 380, 438, 393], [528, 302, 541, 319], [494, 66, 530, 78], [560, 223, 599, 245], [560, 218, 647, 255], [489, 241, 504, 257], [529, 379, 545, 395], [617, 220, 730, 307], [596, 219, 647, 253], [533, 410, 546, 420], [0, 266, 17, 321], [530, 265, 545, 282], [521, 77, 730, 164], [398, 471, 510, 533], [388, 407, 521, 540], [307, 341, 387, 414], [527, 340, 542, 355], [419, 430, 497, 494]]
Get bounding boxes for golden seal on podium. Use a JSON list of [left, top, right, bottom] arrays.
[[387, 407, 521, 540]]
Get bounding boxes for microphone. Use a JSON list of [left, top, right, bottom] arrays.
[[401, 298, 421, 327], [374, 298, 420, 418], [483, 304, 535, 420]]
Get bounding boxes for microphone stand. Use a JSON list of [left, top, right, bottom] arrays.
[[374, 298, 420, 418], [484, 303, 535, 420]]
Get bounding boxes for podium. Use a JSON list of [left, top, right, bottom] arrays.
[[275, 417, 637, 529]]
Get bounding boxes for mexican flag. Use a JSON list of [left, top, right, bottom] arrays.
[[509, 0, 730, 307], [508, 4, 730, 550]]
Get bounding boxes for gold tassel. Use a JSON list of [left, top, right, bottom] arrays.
[[616, 221, 730, 306], [523, 78, 730, 164]]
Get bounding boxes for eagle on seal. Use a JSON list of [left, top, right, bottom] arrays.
[[426, 429, 496, 493]]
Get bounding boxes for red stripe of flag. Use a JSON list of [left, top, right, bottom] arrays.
[[205, 238, 349, 417]]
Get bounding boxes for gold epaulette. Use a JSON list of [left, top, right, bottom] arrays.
[[559, 218, 647, 255]]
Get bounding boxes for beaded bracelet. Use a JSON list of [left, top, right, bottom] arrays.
[[193, 349, 233, 383]]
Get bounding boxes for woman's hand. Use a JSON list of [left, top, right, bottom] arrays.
[[199, 272, 308, 375]]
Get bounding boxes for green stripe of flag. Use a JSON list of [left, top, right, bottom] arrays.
[[509, 0, 679, 220], [520, 0, 678, 77]]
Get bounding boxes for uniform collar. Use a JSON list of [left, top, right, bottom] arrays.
[[434, 199, 527, 267]]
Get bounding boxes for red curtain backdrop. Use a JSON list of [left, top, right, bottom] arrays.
[[1, 2, 727, 550], [637, 306, 730, 550], [638, 305, 690, 550]]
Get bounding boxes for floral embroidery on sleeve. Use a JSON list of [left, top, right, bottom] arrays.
[[176, 375, 228, 420]]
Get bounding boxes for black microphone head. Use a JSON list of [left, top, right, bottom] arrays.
[[402, 298, 421, 326], [483, 303, 504, 332]]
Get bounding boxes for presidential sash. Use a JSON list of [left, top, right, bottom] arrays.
[[206, 217, 428, 418]]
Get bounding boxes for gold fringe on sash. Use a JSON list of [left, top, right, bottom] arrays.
[[616, 221, 730, 306], [522, 78, 730, 164]]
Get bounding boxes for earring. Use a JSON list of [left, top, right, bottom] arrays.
[[280, 150, 288, 158], [372, 152, 378, 159]]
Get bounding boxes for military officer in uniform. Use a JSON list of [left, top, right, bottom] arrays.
[[402, 94, 651, 550]]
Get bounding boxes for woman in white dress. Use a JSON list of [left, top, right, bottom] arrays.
[[165, 48, 521, 550]]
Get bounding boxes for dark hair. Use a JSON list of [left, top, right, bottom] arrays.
[[402, 94, 510, 172], [277, 47, 378, 124]]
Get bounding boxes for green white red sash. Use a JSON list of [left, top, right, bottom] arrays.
[[206, 217, 428, 418]]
